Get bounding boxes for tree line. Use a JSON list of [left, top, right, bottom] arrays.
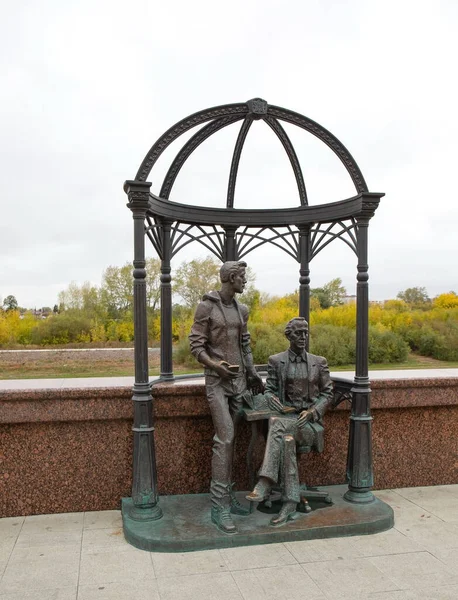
[[1, 257, 457, 366]]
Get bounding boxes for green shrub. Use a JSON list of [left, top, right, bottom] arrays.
[[106, 320, 134, 342], [15, 313, 37, 345], [310, 325, 355, 366], [173, 338, 201, 370], [431, 322, 458, 360], [368, 326, 409, 363], [404, 322, 458, 361], [31, 313, 92, 345], [406, 325, 438, 356], [249, 322, 288, 364], [89, 322, 107, 343], [173, 322, 409, 369]]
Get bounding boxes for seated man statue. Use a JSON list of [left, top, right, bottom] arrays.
[[246, 317, 333, 526]]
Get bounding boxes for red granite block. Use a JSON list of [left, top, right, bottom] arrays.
[[1, 376, 457, 517]]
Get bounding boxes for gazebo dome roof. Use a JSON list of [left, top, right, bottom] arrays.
[[126, 99, 381, 227], [125, 100, 383, 264]]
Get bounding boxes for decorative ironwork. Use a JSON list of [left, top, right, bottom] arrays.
[[236, 226, 299, 261], [310, 219, 358, 259], [147, 192, 366, 228], [160, 115, 243, 200], [170, 223, 225, 261], [125, 99, 385, 519], [247, 97, 268, 118], [227, 117, 253, 209], [331, 378, 353, 409], [360, 197, 381, 219], [136, 104, 248, 182], [264, 116, 308, 206], [145, 216, 163, 259], [134, 99, 368, 198], [268, 105, 368, 194]]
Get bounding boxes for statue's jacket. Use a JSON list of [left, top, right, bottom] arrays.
[[264, 350, 334, 452], [189, 291, 251, 377]]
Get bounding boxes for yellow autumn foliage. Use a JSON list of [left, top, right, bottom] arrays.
[[433, 293, 458, 309]]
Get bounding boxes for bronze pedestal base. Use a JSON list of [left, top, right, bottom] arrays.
[[122, 484, 394, 553]]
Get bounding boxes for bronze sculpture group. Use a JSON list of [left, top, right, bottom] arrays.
[[122, 99, 386, 552], [190, 261, 333, 534]]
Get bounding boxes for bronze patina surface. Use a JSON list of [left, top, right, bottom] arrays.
[[122, 99, 385, 542], [246, 317, 334, 526], [189, 260, 263, 534], [122, 485, 394, 552]]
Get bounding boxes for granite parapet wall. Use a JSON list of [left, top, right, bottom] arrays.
[[1, 376, 457, 517]]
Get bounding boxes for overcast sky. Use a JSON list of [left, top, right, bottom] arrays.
[[1, 0, 457, 308]]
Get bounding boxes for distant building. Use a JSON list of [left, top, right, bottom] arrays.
[[19, 308, 50, 320], [342, 295, 356, 304]]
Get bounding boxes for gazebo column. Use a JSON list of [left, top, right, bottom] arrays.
[[223, 225, 238, 261], [298, 224, 312, 348], [160, 219, 174, 380], [345, 210, 374, 504], [125, 180, 162, 521]]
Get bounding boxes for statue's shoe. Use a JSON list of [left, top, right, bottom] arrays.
[[270, 501, 298, 526], [230, 497, 250, 516], [245, 478, 272, 502], [211, 507, 237, 534], [230, 483, 250, 516]]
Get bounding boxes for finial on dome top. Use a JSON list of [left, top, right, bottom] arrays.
[[246, 98, 268, 119]]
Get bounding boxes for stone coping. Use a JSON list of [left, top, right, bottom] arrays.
[[0, 370, 457, 425], [0, 368, 457, 392]]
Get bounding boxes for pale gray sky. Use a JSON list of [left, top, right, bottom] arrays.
[[1, 0, 457, 308]]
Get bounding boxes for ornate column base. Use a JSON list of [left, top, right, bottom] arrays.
[[127, 503, 163, 522], [344, 488, 375, 504], [159, 373, 174, 382], [345, 379, 374, 504]]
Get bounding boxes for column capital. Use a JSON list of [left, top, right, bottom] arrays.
[[124, 180, 152, 214], [298, 223, 313, 233], [359, 192, 384, 220], [124, 179, 152, 195], [158, 217, 173, 229]]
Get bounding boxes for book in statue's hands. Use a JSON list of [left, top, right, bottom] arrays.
[[220, 361, 240, 373]]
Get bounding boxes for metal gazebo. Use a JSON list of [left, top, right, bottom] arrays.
[[124, 98, 384, 521]]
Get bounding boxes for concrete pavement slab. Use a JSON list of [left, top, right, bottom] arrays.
[[83, 510, 122, 531], [78, 548, 155, 586], [232, 564, 326, 600], [151, 548, 228, 578], [369, 551, 458, 590], [301, 557, 400, 598], [21, 512, 84, 535], [219, 542, 297, 571], [156, 572, 243, 600], [76, 581, 160, 600]]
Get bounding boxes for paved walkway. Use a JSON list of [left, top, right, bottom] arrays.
[[1, 486, 457, 599], [1, 369, 457, 391]]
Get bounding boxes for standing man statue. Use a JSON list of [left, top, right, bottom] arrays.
[[246, 317, 333, 526], [189, 260, 264, 534]]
